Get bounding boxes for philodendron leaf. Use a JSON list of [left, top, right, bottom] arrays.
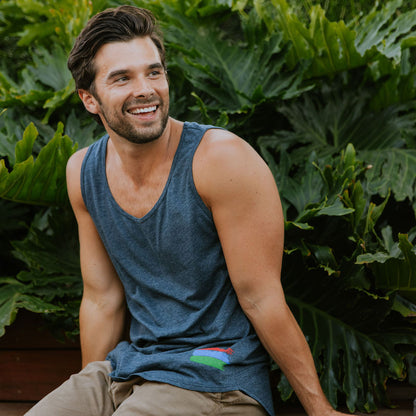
[[12, 206, 81, 276], [283, 286, 413, 412], [27, 45, 72, 91], [255, 0, 366, 77], [357, 233, 416, 303], [0, 122, 77, 205], [362, 148, 416, 203], [164, 7, 307, 123], [354, 0, 416, 62], [0, 280, 62, 337], [0, 282, 22, 337], [0, 70, 52, 108], [15, 122, 38, 163], [25, 45, 76, 122]]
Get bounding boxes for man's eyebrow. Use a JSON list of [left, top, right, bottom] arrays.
[[107, 69, 129, 81], [149, 62, 164, 70], [106, 63, 164, 81]]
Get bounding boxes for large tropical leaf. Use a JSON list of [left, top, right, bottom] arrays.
[[0, 109, 25, 164], [162, 6, 308, 128], [253, 0, 416, 111], [0, 279, 64, 337], [0, 45, 75, 122], [259, 82, 416, 206], [0, 109, 60, 165], [353, 0, 416, 108], [266, 84, 413, 152], [0, 69, 51, 108], [279, 145, 388, 260], [357, 232, 416, 304], [254, 0, 368, 77], [0, 122, 77, 205], [12, 207, 80, 276], [354, 0, 416, 62], [277, 247, 416, 412], [286, 290, 410, 412], [7, 0, 93, 50], [63, 109, 104, 149], [0, 0, 96, 121], [0, 207, 82, 338], [263, 143, 416, 410], [362, 148, 416, 204], [279, 151, 324, 219]]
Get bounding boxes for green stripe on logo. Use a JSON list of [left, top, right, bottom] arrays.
[[190, 355, 226, 371]]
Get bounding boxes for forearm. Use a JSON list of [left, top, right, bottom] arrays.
[[79, 296, 126, 367], [244, 294, 333, 416]]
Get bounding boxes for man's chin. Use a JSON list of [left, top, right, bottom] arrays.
[[104, 113, 168, 144], [123, 119, 169, 145]]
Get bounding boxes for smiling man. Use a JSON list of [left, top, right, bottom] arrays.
[[80, 38, 169, 145], [25, 6, 350, 416]]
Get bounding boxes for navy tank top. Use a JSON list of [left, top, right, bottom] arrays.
[[80, 122, 274, 415]]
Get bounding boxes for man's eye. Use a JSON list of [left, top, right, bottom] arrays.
[[116, 76, 128, 82], [149, 71, 162, 77]]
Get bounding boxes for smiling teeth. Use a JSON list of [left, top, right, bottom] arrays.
[[130, 106, 157, 114]]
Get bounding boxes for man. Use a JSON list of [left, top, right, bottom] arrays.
[[26, 6, 350, 416]]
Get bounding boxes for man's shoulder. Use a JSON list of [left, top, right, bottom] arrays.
[[66, 146, 90, 176], [193, 126, 269, 204], [66, 134, 108, 175], [198, 127, 258, 165]]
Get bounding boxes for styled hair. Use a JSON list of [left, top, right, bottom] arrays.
[[67, 5, 165, 94]]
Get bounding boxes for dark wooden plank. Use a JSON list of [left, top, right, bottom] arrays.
[[0, 350, 81, 401]]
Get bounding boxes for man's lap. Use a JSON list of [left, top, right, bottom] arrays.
[[24, 361, 267, 416]]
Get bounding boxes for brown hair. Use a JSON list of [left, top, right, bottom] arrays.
[[67, 5, 165, 94]]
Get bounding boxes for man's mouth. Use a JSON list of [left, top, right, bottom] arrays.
[[127, 105, 158, 115]]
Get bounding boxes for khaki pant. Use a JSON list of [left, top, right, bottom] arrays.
[[25, 361, 268, 415]]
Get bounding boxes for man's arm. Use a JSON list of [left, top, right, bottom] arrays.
[[194, 130, 349, 416], [66, 150, 126, 368]]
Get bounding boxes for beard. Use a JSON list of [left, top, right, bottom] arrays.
[[98, 97, 169, 145]]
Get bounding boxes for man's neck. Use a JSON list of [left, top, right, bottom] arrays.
[[106, 117, 182, 183]]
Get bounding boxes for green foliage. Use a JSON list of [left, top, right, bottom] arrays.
[[354, 0, 416, 61], [259, 80, 416, 210], [1, 0, 94, 50], [255, 0, 367, 77], [0, 199, 32, 278], [296, 0, 416, 23], [266, 144, 416, 411], [0, 122, 77, 205], [358, 230, 416, 304], [0, 0, 96, 123], [363, 147, 416, 206], [1, 0, 416, 412], [161, 5, 309, 129], [0, 207, 82, 338]]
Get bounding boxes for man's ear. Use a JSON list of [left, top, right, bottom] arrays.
[[78, 89, 100, 114]]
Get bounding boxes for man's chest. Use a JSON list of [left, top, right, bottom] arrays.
[[106, 168, 170, 219]]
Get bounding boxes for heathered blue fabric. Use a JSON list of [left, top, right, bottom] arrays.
[[80, 122, 274, 415]]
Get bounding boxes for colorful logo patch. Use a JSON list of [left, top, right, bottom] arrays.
[[190, 347, 234, 371]]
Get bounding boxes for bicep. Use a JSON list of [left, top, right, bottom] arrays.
[[66, 150, 125, 305], [195, 132, 285, 310], [78, 213, 124, 301]]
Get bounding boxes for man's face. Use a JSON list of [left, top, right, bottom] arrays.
[[81, 36, 169, 144]]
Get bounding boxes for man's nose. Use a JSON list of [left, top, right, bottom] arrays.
[[132, 76, 154, 98]]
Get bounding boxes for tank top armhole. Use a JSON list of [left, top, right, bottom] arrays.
[[189, 125, 224, 221], [80, 146, 92, 211], [80, 135, 108, 212]]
